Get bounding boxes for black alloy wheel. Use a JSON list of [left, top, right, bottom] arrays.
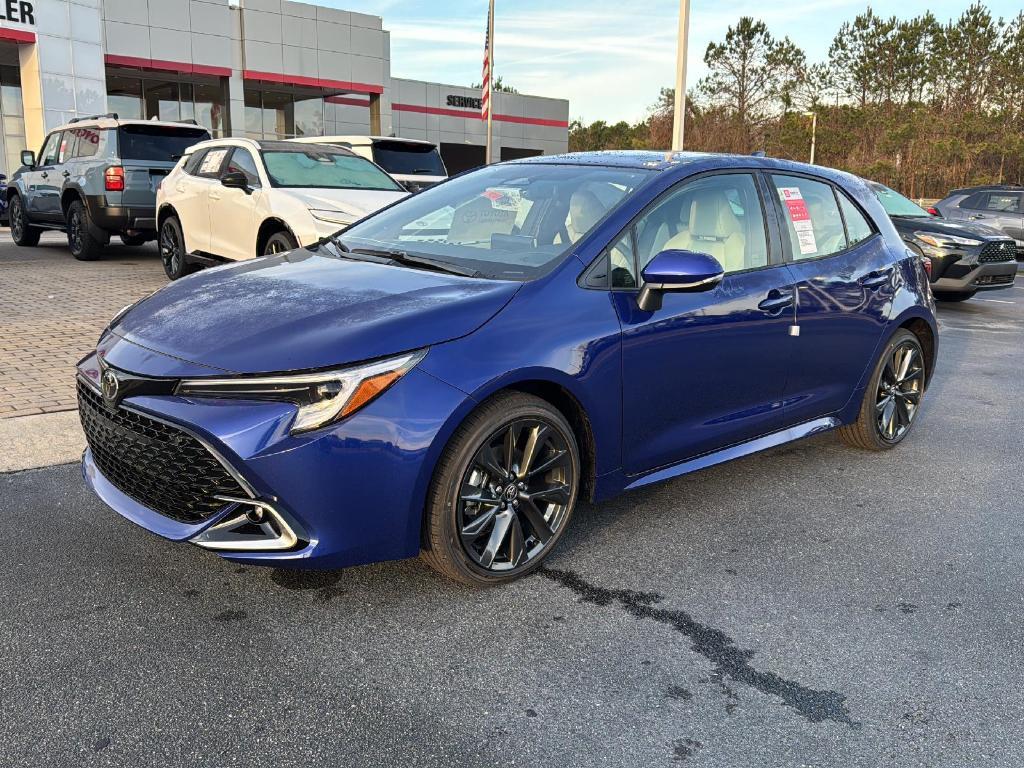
[[838, 328, 926, 451], [66, 200, 104, 260], [9, 195, 40, 247], [159, 216, 196, 280], [874, 339, 924, 442], [422, 392, 581, 585], [263, 231, 298, 255], [458, 419, 575, 572]]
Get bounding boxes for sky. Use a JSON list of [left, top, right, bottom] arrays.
[[322, 0, 1024, 124]]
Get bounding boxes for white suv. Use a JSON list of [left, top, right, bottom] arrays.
[[289, 136, 448, 193], [156, 138, 407, 279]]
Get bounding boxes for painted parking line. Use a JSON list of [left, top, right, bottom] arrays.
[[974, 298, 1016, 304]]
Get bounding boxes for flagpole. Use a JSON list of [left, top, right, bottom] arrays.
[[485, 0, 495, 164]]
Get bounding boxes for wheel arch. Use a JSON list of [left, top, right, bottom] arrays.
[[157, 203, 178, 229], [898, 315, 937, 387], [255, 217, 298, 256], [60, 187, 86, 217]]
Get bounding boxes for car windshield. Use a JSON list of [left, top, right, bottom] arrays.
[[338, 162, 656, 280], [117, 125, 210, 162], [371, 141, 447, 176], [870, 182, 931, 217], [262, 150, 403, 191]]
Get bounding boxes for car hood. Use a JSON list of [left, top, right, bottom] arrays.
[[112, 249, 521, 375], [890, 215, 1010, 241], [285, 188, 408, 220]]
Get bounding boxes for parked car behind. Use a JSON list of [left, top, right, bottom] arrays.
[[156, 138, 408, 279], [79, 151, 938, 586], [289, 135, 447, 193], [869, 181, 1017, 301], [933, 184, 1024, 257], [6, 114, 211, 260]]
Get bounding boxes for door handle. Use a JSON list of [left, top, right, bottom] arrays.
[[40, 172, 48, 179], [209, 191, 221, 201], [758, 288, 795, 315], [970, 214, 986, 220], [861, 267, 894, 288], [62, 170, 70, 178]]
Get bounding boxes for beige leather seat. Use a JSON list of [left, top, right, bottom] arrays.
[[566, 190, 606, 243], [664, 191, 746, 273]]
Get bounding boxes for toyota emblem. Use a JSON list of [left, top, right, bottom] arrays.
[[101, 369, 120, 403]]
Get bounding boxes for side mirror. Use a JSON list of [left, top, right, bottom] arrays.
[[636, 249, 725, 312], [221, 171, 251, 193], [20, 150, 35, 168]]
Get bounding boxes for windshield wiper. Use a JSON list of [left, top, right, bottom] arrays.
[[349, 247, 481, 278]]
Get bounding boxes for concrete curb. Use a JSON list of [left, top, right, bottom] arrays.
[[0, 410, 85, 473]]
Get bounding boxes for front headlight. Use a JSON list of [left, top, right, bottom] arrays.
[[309, 208, 354, 226], [176, 350, 426, 433], [914, 232, 982, 249]]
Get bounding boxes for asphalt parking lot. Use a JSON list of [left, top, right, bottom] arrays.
[[1, 243, 1023, 766]]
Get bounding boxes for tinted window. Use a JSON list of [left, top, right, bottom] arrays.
[[341, 163, 654, 281], [981, 192, 1021, 213], [196, 148, 229, 178], [182, 150, 205, 176], [371, 141, 446, 176], [838, 192, 874, 246], [226, 147, 261, 186], [634, 173, 769, 274], [39, 132, 62, 166], [262, 150, 402, 190], [771, 175, 846, 260], [117, 124, 210, 162]]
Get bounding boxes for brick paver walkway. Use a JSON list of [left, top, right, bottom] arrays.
[[0, 234, 168, 418]]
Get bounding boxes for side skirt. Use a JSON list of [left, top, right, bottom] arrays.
[[621, 416, 841, 493]]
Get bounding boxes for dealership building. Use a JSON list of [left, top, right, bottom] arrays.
[[0, 0, 569, 176]]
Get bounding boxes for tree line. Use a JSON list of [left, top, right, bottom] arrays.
[[568, 3, 1024, 198]]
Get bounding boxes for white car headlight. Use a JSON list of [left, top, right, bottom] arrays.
[[309, 208, 355, 226], [176, 350, 426, 433], [914, 232, 982, 249]]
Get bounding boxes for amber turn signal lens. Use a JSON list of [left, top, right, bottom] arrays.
[[339, 369, 403, 419]]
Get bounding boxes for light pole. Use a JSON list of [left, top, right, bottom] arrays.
[[671, 0, 691, 151], [803, 111, 817, 165]]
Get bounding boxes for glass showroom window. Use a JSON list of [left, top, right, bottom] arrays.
[[106, 75, 227, 137], [244, 89, 325, 139], [0, 64, 26, 176]]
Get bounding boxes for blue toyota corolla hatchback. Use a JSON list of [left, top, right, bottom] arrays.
[[78, 151, 937, 585]]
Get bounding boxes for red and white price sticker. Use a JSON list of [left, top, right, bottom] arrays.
[[778, 187, 818, 255]]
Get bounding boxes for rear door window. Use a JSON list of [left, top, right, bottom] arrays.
[[195, 148, 229, 178], [770, 174, 848, 260], [837, 192, 875, 246], [68, 127, 104, 160], [981, 192, 1022, 213], [117, 124, 211, 163]]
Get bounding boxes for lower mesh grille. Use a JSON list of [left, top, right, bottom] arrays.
[[78, 378, 246, 523]]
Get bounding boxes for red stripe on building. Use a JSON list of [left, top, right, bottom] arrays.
[[105, 54, 231, 78], [0, 27, 36, 44], [392, 103, 568, 129], [325, 95, 372, 107], [243, 70, 383, 95]]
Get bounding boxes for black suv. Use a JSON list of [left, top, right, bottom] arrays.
[[6, 114, 210, 260], [868, 181, 1017, 301]]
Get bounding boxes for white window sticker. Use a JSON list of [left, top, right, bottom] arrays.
[[778, 187, 817, 255], [199, 149, 228, 175]]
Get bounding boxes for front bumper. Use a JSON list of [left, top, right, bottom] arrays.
[[932, 260, 1017, 293], [77, 351, 470, 569]]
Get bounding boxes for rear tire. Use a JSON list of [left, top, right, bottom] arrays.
[[67, 200, 105, 261], [159, 215, 197, 280], [262, 230, 298, 255], [838, 329, 926, 451], [933, 290, 976, 302], [421, 392, 581, 586], [9, 195, 41, 247]]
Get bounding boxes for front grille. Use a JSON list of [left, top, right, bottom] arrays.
[[975, 273, 1015, 286], [78, 379, 246, 523], [978, 241, 1016, 263]]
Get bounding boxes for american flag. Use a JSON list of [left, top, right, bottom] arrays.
[[480, 1, 492, 120]]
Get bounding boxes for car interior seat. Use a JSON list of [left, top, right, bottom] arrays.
[[664, 190, 747, 273]]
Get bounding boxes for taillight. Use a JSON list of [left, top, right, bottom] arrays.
[[104, 166, 125, 192], [926, 206, 939, 216]]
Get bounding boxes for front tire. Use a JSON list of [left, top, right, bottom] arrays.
[[67, 200, 105, 261], [159, 216, 197, 280], [838, 329, 926, 451], [263, 230, 298, 255], [421, 392, 581, 586], [9, 195, 41, 247]]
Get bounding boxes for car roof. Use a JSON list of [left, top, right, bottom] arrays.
[[948, 184, 1024, 195], [290, 135, 437, 148], [182, 138, 357, 156], [54, 116, 210, 132]]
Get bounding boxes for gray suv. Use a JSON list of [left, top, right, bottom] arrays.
[[933, 185, 1024, 259], [6, 114, 210, 260]]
